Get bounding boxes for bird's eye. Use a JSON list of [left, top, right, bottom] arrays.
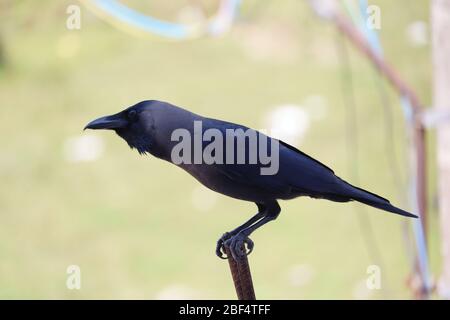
[[128, 109, 137, 120]]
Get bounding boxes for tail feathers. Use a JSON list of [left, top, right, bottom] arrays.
[[353, 196, 418, 218], [337, 179, 418, 218]]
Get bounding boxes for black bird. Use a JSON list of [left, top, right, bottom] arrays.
[[85, 100, 417, 260]]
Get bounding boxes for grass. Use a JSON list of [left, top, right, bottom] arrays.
[[0, 0, 438, 299]]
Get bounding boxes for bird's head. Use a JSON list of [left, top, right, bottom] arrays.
[[84, 101, 155, 154]]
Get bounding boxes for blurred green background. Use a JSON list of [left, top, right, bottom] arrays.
[[0, 0, 439, 299]]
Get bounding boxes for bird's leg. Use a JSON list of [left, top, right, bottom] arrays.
[[215, 204, 266, 259], [227, 201, 281, 261], [215, 213, 265, 259]]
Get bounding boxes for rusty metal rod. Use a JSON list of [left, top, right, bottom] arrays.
[[224, 246, 256, 300]]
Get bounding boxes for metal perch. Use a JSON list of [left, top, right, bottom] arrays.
[[224, 245, 256, 300]]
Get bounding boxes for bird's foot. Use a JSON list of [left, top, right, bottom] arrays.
[[225, 232, 254, 261], [216, 232, 254, 261], [216, 232, 233, 259]]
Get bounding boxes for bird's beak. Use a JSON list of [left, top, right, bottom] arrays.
[[84, 114, 128, 130]]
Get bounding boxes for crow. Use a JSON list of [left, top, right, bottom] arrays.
[[85, 100, 417, 260]]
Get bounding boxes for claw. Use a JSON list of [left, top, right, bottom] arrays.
[[216, 232, 232, 259], [244, 237, 254, 255]]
